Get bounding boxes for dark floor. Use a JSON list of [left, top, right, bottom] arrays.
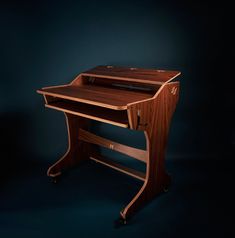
[[0, 156, 233, 238]]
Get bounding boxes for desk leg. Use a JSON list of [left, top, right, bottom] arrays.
[[121, 83, 179, 221], [47, 113, 89, 179], [120, 130, 171, 221]]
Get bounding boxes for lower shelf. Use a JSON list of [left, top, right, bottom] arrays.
[[45, 100, 129, 128], [90, 154, 146, 182]]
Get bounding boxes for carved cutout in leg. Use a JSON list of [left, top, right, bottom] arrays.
[[47, 113, 90, 177]]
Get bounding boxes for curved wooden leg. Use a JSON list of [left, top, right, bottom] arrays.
[[120, 130, 171, 220], [122, 83, 179, 220], [120, 175, 171, 221], [47, 113, 90, 178]]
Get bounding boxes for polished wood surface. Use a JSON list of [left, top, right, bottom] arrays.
[[82, 65, 180, 85], [121, 82, 179, 220], [79, 129, 147, 163], [37, 84, 153, 110], [47, 113, 90, 177], [37, 65, 180, 223], [80, 76, 160, 92], [45, 99, 129, 128], [90, 153, 145, 182]]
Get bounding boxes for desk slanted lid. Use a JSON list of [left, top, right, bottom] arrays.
[[82, 65, 180, 85]]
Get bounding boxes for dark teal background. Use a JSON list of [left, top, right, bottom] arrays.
[[0, 0, 233, 237]]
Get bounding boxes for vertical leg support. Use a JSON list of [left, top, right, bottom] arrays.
[[47, 113, 90, 178], [122, 82, 179, 220]]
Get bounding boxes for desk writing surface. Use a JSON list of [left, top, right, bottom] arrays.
[[82, 66, 180, 84], [37, 84, 154, 110]]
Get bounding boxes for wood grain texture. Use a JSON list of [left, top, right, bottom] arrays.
[[82, 65, 180, 85], [127, 99, 153, 131], [90, 153, 145, 181], [81, 76, 160, 92], [79, 129, 147, 163], [37, 84, 153, 110], [37, 65, 181, 222], [121, 82, 180, 220], [45, 100, 129, 128], [47, 113, 90, 177]]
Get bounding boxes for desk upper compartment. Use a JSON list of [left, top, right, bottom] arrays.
[[82, 65, 180, 85], [37, 65, 180, 110], [37, 66, 180, 128]]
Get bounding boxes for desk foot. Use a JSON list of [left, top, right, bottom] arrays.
[[163, 186, 169, 193], [120, 172, 171, 220], [114, 217, 128, 228], [47, 113, 90, 178], [52, 175, 60, 184]]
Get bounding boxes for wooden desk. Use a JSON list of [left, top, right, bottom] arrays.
[[37, 65, 181, 223]]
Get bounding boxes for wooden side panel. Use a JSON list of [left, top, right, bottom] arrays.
[[127, 82, 179, 132], [127, 99, 154, 131], [146, 82, 179, 187], [47, 113, 90, 177], [121, 82, 180, 219], [70, 74, 84, 86]]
